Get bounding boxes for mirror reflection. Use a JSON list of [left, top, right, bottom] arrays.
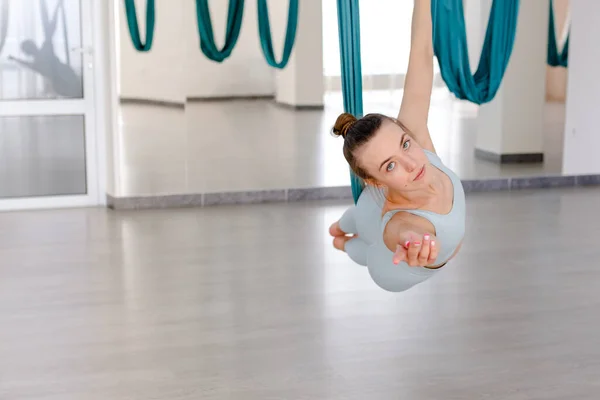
[[113, 0, 570, 201]]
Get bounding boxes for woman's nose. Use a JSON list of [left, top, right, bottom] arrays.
[[400, 157, 417, 171]]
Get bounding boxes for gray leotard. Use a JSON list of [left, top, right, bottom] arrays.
[[338, 150, 466, 292]]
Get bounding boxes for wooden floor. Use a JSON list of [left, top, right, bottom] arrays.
[[1, 187, 600, 399]]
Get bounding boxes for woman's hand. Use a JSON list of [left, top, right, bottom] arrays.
[[393, 231, 439, 267]]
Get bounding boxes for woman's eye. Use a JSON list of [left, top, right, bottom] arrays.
[[386, 162, 396, 172], [402, 140, 410, 150]]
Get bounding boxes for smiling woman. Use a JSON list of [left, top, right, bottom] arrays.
[[329, 0, 466, 292]]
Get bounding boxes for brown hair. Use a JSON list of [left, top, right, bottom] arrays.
[[332, 112, 409, 180]]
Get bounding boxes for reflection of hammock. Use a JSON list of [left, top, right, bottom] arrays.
[[0, 0, 8, 57], [8, 0, 81, 97], [0, 0, 70, 64], [40, 0, 71, 66]]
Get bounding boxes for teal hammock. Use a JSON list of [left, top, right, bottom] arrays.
[[336, 0, 364, 203], [195, 0, 244, 62], [123, 0, 155, 52], [432, 0, 520, 105], [257, 0, 299, 69], [547, 0, 569, 67]]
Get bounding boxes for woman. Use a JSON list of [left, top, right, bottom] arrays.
[[329, 0, 465, 290]]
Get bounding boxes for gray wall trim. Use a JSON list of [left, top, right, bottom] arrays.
[[106, 174, 600, 210], [119, 97, 185, 109]]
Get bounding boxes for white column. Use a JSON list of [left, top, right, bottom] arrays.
[[464, 0, 482, 71], [562, 0, 600, 174], [545, 0, 570, 102], [184, 0, 274, 99], [474, 0, 547, 163], [274, 0, 324, 108], [118, 0, 186, 105]]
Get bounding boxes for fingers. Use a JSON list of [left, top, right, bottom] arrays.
[[406, 238, 421, 266], [418, 234, 431, 265], [393, 244, 406, 265], [428, 237, 439, 265], [399, 233, 438, 267]]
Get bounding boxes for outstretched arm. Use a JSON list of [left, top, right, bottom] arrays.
[[383, 212, 442, 268], [398, 0, 435, 153], [8, 56, 37, 72]]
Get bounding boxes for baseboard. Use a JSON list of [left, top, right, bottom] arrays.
[[119, 97, 185, 109], [475, 148, 544, 164], [118, 95, 323, 111], [186, 94, 275, 102], [275, 101, 325, 111], [106, 174, 600, 210]]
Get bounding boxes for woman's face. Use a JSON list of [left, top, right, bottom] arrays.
[[356, 120, 431, 192]]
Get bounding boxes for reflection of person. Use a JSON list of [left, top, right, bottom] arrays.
[[8, 0, 82, 98], [328, 0, 466, 292]]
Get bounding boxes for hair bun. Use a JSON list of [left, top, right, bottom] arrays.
[[332, 112, 357, 139]]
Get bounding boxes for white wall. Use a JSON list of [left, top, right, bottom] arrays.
[[562, 0, 600, 174], [464, 0, 482, 72], [465, 0, 570, 103], [275, 0, 324, 107], [95, 0, 117, 198], [117, 0, 278, 102], [183, 0, 274, 99], [118, 0, 186, 104], [476, 0, 547, 156], [500, 0, 547, 154]]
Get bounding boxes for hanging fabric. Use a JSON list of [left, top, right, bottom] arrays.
[[432, 0, 520, 105], [547, 0, 569, 67], [39, 0, 70, 65], [0, 0, 8, 57], [335, 0, 364, 203], [195, 0, 244, 62], [123, 0, 155, 52], [257, 0, 299, 69]]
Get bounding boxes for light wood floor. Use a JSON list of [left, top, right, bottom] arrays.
[[1, 187, 600, 399]]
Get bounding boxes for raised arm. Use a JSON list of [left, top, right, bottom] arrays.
[[398, 0, 435, 153], [8, 56, 37, 72]]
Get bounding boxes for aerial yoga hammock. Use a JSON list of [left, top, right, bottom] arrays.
[[195, 0, 244, 62], [333, 0, 519, 292], [124, 0, 155, 51], [432, 0, 520, 104], [547, 0, 569, 68], [257, 0, 299, 69], [193, 0, 298, 67], [124, 0, 299, 67]]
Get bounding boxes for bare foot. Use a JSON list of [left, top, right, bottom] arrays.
[[329, 221, 346, 237], [333, 235, 356, 251]]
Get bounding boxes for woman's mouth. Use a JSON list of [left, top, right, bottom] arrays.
[[414, 165, 425, 181]]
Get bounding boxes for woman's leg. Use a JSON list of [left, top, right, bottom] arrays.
[[330, 206, 359, 251], [337, 206, 358, 233], [343, 236, 369, 266], [329, 206, 368, 265]]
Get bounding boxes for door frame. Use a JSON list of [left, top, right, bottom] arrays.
[[0, 0, 108, 211]]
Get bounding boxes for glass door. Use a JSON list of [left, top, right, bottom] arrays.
[[0, 0, 99, 210]]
